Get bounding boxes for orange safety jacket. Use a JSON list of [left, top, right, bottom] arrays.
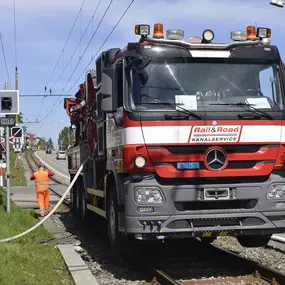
[[30, 169, 54, 192]]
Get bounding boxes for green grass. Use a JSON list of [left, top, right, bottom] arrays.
[[10, 152, 27, 187], [0, 188, 74, 285], [2, 151, 27, 187]]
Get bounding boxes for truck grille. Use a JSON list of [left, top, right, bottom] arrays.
[[155, 161, 259, 169], [175, 199, 258, 211], [162, 144, 275, 154]]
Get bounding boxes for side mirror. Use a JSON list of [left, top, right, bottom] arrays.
[[101, 64, 119, 113]]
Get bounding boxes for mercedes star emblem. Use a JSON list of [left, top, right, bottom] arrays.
[[205, 148, 227, 170]]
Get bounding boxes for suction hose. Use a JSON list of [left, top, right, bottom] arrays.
[[0, 159, 86, 243]]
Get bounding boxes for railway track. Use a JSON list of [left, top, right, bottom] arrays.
[[142, 241, 285, 285], [24, 151, 285, 285]]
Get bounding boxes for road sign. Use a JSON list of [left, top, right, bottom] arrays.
[[0, 90, 19, 115], [9, 138, 15, 145], [0, 137, 4, 143], [11, 126, 23, 138], [0, 117, 15, 126], [13, 137, 22, 152]]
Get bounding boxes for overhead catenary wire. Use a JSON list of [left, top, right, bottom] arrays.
[[40, 0, 135, 127], [0, 33, 12, 89], [61, 0, 114, 94], [50, 0, 102, 92], [67, 0, 136, 94], [45, 0, 87, 88], [40, 0, 115, 127]]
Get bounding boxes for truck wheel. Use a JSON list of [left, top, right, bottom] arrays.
[[107, 188, 129, 255], [200, 237, 215, 244], [79, 188, 87, 222], [237, 234, 272, 247], [72, 181, 80, 216]]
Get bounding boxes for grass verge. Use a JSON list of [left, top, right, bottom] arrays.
[[0, 188, 74, 285], [2, 151, 27, 187], [10, 151, 27, 187]]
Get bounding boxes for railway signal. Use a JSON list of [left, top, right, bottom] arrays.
[[11, 126, 23, 138], [0, 90, 19, 115]]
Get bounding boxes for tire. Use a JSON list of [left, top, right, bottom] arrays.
[[72, 181, 80, 216], [237, 234, 272, 247], [79, 187, 87, 222], [200, 237, 215, 244], [107, 188, 131, 255]]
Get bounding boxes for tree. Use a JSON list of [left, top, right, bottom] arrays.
[[58, 127, 73, 151], [47, 137, 53, 149]]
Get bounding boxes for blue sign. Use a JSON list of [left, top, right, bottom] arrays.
[[177, 162, 200, 170]]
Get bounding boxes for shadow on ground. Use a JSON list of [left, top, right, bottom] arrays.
[[50, 210, 253, 283]]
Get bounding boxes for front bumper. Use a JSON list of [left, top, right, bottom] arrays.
[[123, 172, 285, 238]]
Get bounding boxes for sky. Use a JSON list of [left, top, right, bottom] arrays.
[[0, 0, 285, 146]]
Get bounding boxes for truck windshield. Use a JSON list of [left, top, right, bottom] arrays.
[[127, 58, 283, 112]]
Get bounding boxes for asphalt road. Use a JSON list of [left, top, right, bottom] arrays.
[[35, 150, 70, 197], [35, 150, 69, 178]]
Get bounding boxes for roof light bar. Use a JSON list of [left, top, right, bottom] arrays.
[[231, 30, 247, 41], [166, 29, 184, 40]]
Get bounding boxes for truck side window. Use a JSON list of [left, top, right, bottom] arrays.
[[259, 66, 277, 105]]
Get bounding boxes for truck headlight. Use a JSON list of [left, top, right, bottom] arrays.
[[134, 156, 146, 168], [134, 187, 165, 204], [267, 184, 285, 199]]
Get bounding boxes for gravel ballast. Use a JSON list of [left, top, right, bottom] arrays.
[[42, 208, 285, 285]]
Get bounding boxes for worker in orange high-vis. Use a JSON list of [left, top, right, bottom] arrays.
[[30, 165, 54, 217]]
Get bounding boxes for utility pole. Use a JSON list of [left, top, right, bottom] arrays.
[[15, 67, 19, 125], [15, 67, 21, 181]]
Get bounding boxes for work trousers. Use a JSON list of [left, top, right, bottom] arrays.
[[37, 190, 50, 216]]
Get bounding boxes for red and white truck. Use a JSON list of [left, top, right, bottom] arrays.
[[65, 23, 285, 252]]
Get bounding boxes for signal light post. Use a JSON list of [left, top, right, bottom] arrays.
[[0, 90, 19, 214]]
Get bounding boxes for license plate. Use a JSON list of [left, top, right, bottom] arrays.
[[177, 162, 200, 170]]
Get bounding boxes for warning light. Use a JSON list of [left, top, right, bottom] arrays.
[[247, 25, 256, 39], [153, 23, 164, 38]]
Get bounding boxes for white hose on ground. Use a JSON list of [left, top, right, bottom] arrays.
[[0, 160, 86, 243], [271, 235, 285, 244]]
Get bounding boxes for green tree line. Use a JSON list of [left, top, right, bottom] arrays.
[[58, 127, 73, 151]]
